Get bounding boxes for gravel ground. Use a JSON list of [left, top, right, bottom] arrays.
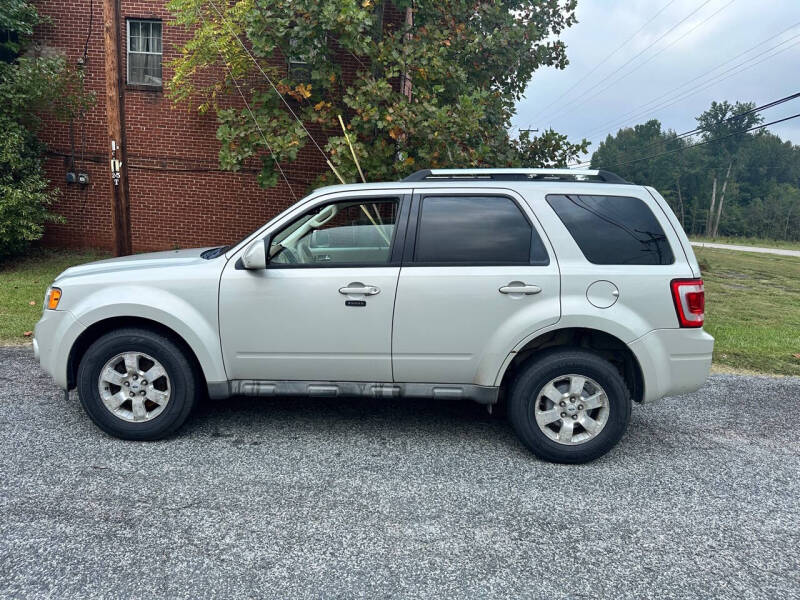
[[1, 345, 799, 599]]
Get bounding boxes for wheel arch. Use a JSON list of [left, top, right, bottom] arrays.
[[497, 327, 645, 403], [67, 316, 209, 394]]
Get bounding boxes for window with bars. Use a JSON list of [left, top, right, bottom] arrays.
[[127, 19, 162, 87]]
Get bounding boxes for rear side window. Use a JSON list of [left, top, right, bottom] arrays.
[[414, 195, 547, 265], [546, 194, 674, 265]]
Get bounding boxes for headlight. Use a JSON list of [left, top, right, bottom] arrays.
[[45, 287, 62, 310]]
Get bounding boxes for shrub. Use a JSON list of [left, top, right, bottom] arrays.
[[0, 117, 63, 259]]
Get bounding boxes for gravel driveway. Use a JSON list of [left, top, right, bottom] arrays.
[[1, 346, 798, 599]]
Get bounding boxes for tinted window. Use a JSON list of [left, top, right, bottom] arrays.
[[546, 194, 674, 265], [415, 196, 543, 264]]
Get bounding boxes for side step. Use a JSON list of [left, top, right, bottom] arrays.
[[208, 380, 498, 405]]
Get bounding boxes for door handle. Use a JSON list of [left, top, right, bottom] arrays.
[[499, 283, 542, 295], [339, 283, 380, 296]]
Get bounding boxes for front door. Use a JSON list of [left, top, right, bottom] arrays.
[[220, 193, 409, 382], [392, 190, 561, 385]]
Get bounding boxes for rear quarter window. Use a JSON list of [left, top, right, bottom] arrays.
[[546, 194, 674, 265]]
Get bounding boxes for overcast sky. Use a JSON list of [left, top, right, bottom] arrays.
[[512, 0, 800, 163]]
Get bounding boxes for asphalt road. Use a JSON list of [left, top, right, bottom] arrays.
[[1, 346, 799, 599]]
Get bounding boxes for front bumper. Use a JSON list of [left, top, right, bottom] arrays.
[[33, 310, 86, 390], [628, 328, 714, 403]]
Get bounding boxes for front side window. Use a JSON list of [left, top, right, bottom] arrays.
[[270, 199, 398, 266], [127, 19, 162, 87], [414, 195, 546, 265], [546, 194, 674, 265]]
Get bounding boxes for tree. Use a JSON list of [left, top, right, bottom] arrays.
[[695, 101, 762, 236], [0, 0, 94, 258], [589, 99, 800, 241], [167, 0, 588, 189]]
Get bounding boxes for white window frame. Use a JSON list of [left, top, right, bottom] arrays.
[[126, 18, 162, 87]]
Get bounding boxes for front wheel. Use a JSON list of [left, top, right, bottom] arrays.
[[508, 349, 631, 463], [76, 328, 198, 440]]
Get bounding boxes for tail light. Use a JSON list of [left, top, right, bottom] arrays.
[[670, 279, 704, 328]]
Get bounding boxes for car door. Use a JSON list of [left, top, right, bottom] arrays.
[[219, 191, 410, 382], [392, 188, 561, 385]]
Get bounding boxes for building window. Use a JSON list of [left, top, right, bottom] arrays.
[[287, 38, 311, 83], [127, 19, 162, 87]]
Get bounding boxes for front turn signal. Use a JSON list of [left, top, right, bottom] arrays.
[[46, 287, 62, 310]]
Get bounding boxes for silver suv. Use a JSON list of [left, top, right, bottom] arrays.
[[34, 169, 713, 463]]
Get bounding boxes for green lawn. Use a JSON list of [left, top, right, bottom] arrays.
[[696, 247, 800, 376], [690, 235, 800, 251], [0, 249, 109, 344], [1, 246, 799, 376]]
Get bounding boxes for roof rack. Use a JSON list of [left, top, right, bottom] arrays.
[[402, 168, 629, 184]]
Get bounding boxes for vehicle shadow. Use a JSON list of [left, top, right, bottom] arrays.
[[184, 392, 526, 452]]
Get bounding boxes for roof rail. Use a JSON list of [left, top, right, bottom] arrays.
[[402, 168, 629, 184]]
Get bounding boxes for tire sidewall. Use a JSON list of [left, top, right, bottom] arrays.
[[77, 329, 196, 440], [509, 349, 631, 463]]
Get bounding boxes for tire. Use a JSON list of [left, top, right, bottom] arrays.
[[76, 327, 198, 440], [508, 348, 631, 464]]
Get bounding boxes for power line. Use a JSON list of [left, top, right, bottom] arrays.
[[199, 9, 299, 201], [572, 91, 800, 166], [589, 112, 800, 170], [581, 24, 800, 140], [206, 0, 346, 184], [584, 22, 800, 137], [561, 0, 737, 123], [535, 0, 677, 118], [546, 0, 717, 122]]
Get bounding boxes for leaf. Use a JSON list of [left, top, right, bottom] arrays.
[[793, 353, 800, 360], [29, 300, 36, 305], [23, 331, 33, 337]]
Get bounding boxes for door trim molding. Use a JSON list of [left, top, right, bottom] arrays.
[[207, 380, 499, 404]]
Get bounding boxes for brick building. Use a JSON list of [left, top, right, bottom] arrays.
[[32, 1, 382, 252]]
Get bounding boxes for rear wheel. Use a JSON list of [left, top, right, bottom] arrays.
[[508, 349, 631, 463], [77, 328, 198, 440]]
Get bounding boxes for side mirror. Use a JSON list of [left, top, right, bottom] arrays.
[[240, 237, 270, 269]]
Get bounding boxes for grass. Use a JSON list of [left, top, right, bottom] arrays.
[[0, 248, 109, 344], [1, 246, 798, 376], [690, 235, 800, 251], [696, 247, 800, 376]]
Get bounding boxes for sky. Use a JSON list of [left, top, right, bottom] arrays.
[[512, 0, 800, 164]]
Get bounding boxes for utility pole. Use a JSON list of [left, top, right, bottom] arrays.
[[102, 0, 132, 256]]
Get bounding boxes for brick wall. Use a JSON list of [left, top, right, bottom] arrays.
[[32, 0, 389, 252]]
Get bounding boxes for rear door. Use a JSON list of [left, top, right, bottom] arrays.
[[391, 188, 561, 385]]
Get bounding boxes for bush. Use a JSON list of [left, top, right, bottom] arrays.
[[0, 117, 63, 258], [0, 1, 94, 259]]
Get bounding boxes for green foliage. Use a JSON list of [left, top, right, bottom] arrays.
[[590, 100, 800, 241], [0, 0, 94, 258], [694, 247, 800, 376], [0, 248, 109, 342], [167, 0, 588, 187]]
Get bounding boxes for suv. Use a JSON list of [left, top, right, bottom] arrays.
[[34, 168, 713, 463]]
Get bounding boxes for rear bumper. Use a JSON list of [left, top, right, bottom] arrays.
[[33, 310, 86, 390], [628, 328, 714, 403]]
